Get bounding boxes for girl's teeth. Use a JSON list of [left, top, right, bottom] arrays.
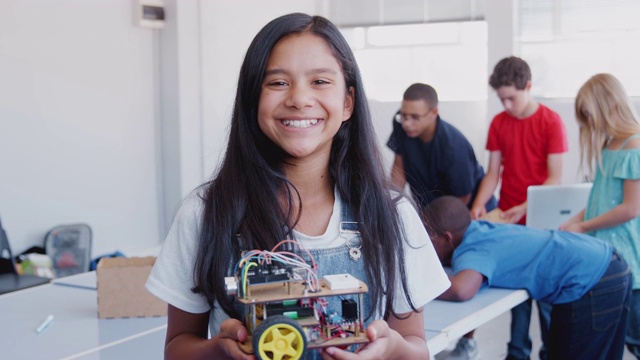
[[282, 119, 318, 128]]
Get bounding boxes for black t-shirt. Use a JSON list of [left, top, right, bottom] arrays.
[[387, 114, 496, 211]]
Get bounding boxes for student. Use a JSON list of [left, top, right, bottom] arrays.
[[145, 12, 450, 360], [559, 73, 640, 358], [424, 196, 631, 360], [470, 56, 568, 360], [470, 56, 568, 224], [387, 83, 497, 211], [387, 83, 495, 360]]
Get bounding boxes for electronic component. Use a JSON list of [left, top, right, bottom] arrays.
[[327, 312, 343, 325], [244, 263, 291, 285], [342, 299, 358, 321], [323, 274, 360, 290], [224, 276, 237, 295], [265, 301, 314, 319], [231, 240, 369, 358]]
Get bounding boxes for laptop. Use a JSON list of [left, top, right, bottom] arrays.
[[0, 217, 51, 295], [526, 183, 593, 230]]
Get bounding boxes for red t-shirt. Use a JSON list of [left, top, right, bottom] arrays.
[[486, 104, 568, 224]]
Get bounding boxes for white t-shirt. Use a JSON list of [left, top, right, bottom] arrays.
[[146, 190, 450, 327]]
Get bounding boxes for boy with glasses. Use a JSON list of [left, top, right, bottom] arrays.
[[387, 83, 496, 213]]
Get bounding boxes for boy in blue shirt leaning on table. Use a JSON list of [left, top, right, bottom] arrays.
[[422, 195, 631, 360]]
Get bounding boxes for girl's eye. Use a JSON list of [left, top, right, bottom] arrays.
[[266, 80, 288, 87], [314, 79, 330, 85]]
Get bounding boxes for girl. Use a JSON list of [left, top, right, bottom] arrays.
[[146, 12, 450, 360], [560, 73, 640, 357]]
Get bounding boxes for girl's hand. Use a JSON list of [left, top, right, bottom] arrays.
[[558, 220, 574, 231], [212, 318, 255, 360], [560, 222, 586, 233], [319, 320, 392, 360], [559, 208, 586, 231]]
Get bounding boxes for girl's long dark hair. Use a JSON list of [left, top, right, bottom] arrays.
[[194, 12, 416, 321]]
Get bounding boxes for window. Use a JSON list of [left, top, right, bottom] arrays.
[[340, 21, 488, 102], [518, 0, 640, 97]]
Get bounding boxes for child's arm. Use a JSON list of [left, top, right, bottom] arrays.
[[164, 305, 252, 360], [563, 179, 640, 233], [543, 153, 564, 185], [471, 151, 502, 219], [437, 269, 484, 302]]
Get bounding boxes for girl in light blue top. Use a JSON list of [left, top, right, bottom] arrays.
[[560, 73, 640, 357]]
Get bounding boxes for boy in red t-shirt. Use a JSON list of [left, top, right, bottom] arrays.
[[471, 56, 568, 225], [449, 57, 567, 360]]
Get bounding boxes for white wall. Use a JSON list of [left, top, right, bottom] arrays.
[[156, 0, 207, 235], [0, 0, 161, 257]]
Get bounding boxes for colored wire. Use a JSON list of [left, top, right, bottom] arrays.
[[235, 239, 321, 292], [242, 262, 257, 297]]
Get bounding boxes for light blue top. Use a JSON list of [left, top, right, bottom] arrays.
[[585, 134, 640, 289], [453, 221, 612, 304]]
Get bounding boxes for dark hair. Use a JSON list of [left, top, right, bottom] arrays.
[[403, 83, 438, 109], [421, 196, 471, 240], [489, 56, 531, 90], [194, 13, 414, 321]]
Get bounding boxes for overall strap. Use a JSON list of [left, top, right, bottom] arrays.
[[621, 134, 640, 149], [340, 202, 359, 234]]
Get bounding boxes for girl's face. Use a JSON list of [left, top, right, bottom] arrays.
[[258, 33, 354, 162]]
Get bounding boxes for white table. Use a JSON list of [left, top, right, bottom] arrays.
[[0, 270, 528, 359], [63, 326, 166, 360], [0, 272, 166, 360], [424, 287, 529, 354]]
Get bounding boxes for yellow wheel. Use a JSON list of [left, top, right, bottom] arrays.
[[252, 315, 307, 360]]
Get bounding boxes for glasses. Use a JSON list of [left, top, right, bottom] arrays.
[[394, 110, 432, 123]]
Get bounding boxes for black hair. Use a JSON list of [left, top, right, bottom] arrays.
[[403, 83, 438, 109], [421, 196, 471, 240], [489, 56, 531, 90], [193, 12, 415, 322]]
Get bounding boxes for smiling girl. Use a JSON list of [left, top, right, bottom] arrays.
[[146, 13, 449, 360]]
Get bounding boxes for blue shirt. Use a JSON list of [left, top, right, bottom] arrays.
[[453, 221, 612, 304]]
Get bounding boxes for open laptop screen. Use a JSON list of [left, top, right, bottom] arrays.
[[526, 183, 593, 230]]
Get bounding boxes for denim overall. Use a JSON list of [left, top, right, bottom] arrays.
[[296, 202, 373, 359], [210, 202, 374, 359]]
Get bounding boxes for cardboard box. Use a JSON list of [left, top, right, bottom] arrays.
[[97, 256, 167, 319]]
